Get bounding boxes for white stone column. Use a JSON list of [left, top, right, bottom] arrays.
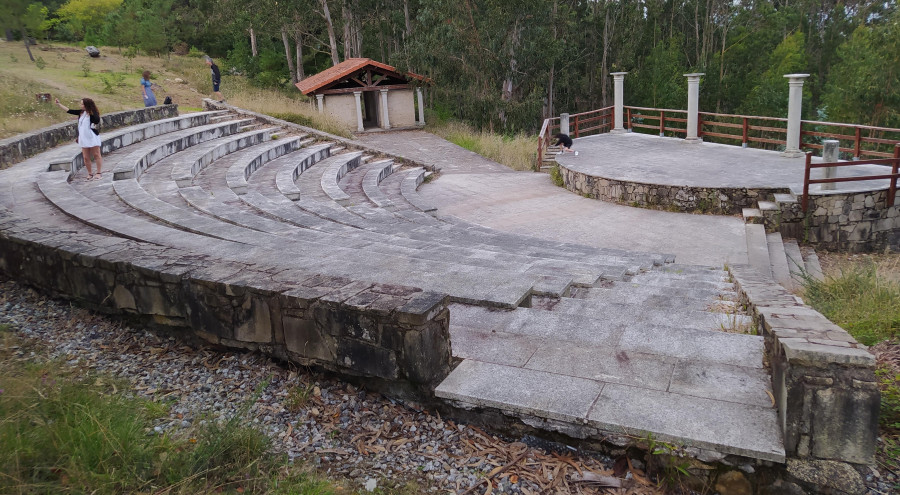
[[353, 91, 364, 132], [315, 94, 324, 113], [416, 88, 425, 125], [610, 72, 627, 133], [560, 113, 570, 136], [822, 139, 840, 190], [684, 73, 704, 142], [380, 88, 391, 129], [783, 74, 810, 157]]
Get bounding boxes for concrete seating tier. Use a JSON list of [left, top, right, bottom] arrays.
[[172, 127, 288, 187], [275, 144, 339, 200], [225, 137, 303, 195], [111, 118, 254, 180], [48, 111, 226, 173]]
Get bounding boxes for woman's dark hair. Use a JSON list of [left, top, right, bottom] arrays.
[[142, 70, 151, 80], [555, 133, 568, 139], [82, 98, 100, 117]]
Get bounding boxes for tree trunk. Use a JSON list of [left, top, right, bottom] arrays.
[[403, 0, 411, 38], [319, 0, 341, 65], [24, 38, 34, 62], [281, 28, 297, 84], [250, 26, 258, 57], [600, 7, 610, 106], [342, 3, 352, 58], [295, 30, 305, 80]]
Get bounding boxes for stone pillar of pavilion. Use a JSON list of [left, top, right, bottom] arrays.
[[610, 72, 628, 133], [315, 94, 324, 113], [353, 91, 364, 132], [380, 88, 391, 129], [783, 74, 810, 157], [416, 88, 425, 126], [684, 73, 704, 142]]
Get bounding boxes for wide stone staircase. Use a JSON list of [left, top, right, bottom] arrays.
[[0, 107, 784, 463]]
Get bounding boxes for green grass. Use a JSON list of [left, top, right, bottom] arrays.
[[0, 330, 341, 494], [427, 120, 536, 171], [801, 261, 900, 346]]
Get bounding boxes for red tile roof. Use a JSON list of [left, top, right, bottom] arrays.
[[294, 58, 429, 95]]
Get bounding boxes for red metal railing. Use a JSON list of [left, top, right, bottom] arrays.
[[801, 145, 900, 212], [538, 106, 900, 170]]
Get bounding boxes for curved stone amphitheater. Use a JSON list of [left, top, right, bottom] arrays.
[[0, 103, 878, 473]]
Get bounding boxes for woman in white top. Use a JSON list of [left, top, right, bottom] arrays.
[[55, 97, 103, 179]]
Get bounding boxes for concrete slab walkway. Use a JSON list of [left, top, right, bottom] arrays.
[[354, 131, 749, 266]]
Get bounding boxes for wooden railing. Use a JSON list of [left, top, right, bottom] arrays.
[[538, 106, 900, 170], [801, 146, 900, 212], [536, 107, 613, 170]]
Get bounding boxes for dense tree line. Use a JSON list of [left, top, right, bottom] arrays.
[[3, 0, 898, 133]]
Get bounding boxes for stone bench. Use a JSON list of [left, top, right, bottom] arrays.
[[48, 111, 225, 174], [111, 119, 254, 180], [274, 144, 338, 200], [728, 264, 878, 465], [171, 127, 282, 187], [400, 167, 438, 214], [320, 153, 370, 206], [226, 138, 303, 195], [362, 161, 399, 210]]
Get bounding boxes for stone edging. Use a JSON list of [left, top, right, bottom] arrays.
[[0, 105, 180, 169], [557, 164, 789, 215], [0, 213, 453, 398], [727, 264, 878, 465]]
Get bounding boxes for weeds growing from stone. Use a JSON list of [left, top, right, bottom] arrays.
[[427, 120, 535, 172]]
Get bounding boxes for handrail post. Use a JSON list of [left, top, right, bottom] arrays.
[[783, 74, 810, 157], [802, 152, 812, 212], [574, 114, 580, 138], [697, 113, 703, 139], [626, 108, 631, 130], [610, 72, 628, 133], [854, 127, 862, 159], [659, 111, 665, 137], [683, 73, 704, 142], [742, 117, 749, 148], [890, 145, 900, 207]]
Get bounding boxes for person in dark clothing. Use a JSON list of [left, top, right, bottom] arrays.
[[206, 57, 223, 101], [553, 133, 578, 155]]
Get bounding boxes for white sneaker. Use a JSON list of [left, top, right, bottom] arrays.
[[556, 152, 562, 155], [574, 151, 579, 156]]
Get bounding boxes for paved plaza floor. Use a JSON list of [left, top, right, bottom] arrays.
[[355, 131, 750, 266]]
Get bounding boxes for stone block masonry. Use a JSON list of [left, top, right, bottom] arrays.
[[0, 219, 453, 397], [763, 189, 900, 253], [0, 105, 180, 168], [558, 166, 779, 215], [728, 265, 878, 466]]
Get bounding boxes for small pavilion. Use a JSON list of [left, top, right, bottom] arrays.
[[295, 58, 429, 132]]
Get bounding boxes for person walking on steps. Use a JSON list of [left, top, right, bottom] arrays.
[[55, 97, 103, 179], [553, 133, 578, 155], [140, 70, 158, 107], [205, 57, 223, 102]]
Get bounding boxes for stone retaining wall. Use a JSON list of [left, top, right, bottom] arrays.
[[0, 105, 180, 169], [0, 219, 452, 397], [763, 189, 900, 253], [728, 265, 878, 466], [558, 165, 784, 215]]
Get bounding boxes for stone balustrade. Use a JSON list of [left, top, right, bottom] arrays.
[[0, 105, 179, 168]]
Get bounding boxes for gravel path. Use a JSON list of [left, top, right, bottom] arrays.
[[0, 275, 649, 495]]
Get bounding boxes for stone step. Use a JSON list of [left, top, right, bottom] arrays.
[[766, 232, 793, 290], [400, 167, 437, 213], [742, 207, 763, 224], [435, 360, 784, 462], [744, 223, 771, 278], [773, 193, 798, 205], [321, 152, 371, 205], [802, 248, 825, 282], [573, 283, 734, 311], [782, 238, 805, 287], [361, 161, 399, 209]]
